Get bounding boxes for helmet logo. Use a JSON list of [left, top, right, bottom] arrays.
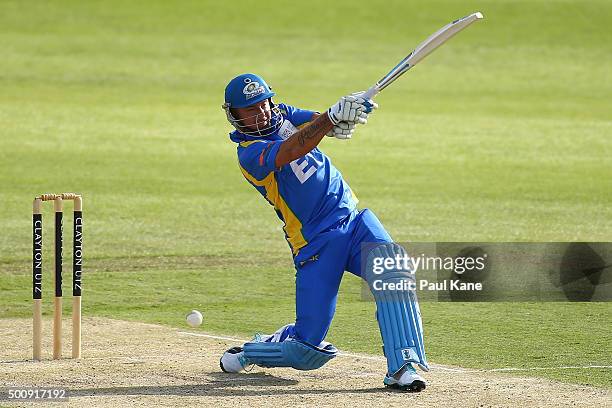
[[243, 77, 265, 100]]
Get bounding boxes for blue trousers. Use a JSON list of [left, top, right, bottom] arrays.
[[287, 208, 392, 346]]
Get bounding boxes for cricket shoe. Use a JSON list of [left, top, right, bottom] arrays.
[[219, 332, 269, 373], [219, 346, 251, 373], [383, 364, 427, 392]]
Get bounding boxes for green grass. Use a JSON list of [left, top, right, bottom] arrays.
[[1, 0, 611, 389]]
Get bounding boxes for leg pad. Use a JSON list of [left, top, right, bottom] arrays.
[[243, 339, 337, 370], [365, 242, 429, 374]]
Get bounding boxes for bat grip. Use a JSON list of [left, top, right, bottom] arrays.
[[361, 86, 379, 101], [360, 86, 379, 113]]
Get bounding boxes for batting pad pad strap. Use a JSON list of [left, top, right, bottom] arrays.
[[364, 242, 429, 374], [243, 339, 338, 370]]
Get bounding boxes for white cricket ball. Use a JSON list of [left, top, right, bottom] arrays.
[[186, 310, 203, 327]]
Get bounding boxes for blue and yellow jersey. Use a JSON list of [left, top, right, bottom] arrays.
[[229, 103, 358, 255]]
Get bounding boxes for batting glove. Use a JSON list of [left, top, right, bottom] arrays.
[[327, 94, 372, 125], [326, 121, 356, 140], [350, 91, 378, 115]]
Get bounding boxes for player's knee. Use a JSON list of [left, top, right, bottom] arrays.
[[295, 312, 334, 347], [359, 209, 393, 243], [294, 324, 327, 348]]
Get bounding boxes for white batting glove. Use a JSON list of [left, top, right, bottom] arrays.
[[350, 91, 378, 119], [326, 121, 356, 140], [327, 95, 371, 125]]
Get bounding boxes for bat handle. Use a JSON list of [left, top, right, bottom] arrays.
[[360, 86, 379, 113], [361, 86, 379, 101]]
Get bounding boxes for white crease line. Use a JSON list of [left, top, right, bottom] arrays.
[[337, 351, 384, 362], [464, 365, 612, 373], [178, 331, 245, 343], [177, 330, 611, 373]]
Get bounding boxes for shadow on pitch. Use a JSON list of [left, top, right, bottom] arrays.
[[70, 371, 391, 397]]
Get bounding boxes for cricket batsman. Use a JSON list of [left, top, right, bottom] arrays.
[[219, 73, 428, 391]]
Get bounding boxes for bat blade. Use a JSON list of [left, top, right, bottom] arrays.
[[362, 12, 484, 100], [407, 12, 483, 68]]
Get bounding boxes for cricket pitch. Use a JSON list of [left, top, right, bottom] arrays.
[[0, 318, 608, 407]]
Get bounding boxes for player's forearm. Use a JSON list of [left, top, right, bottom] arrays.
[[275, 113, 334, 167]]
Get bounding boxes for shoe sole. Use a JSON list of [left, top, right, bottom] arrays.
[[385, 379, 426, 392]]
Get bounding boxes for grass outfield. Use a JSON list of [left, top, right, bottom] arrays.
[[1, 0, 611, 389]]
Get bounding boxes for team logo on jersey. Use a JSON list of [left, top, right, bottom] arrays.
[[243, 77, 265, 100], [278, 119, 298, 140]]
